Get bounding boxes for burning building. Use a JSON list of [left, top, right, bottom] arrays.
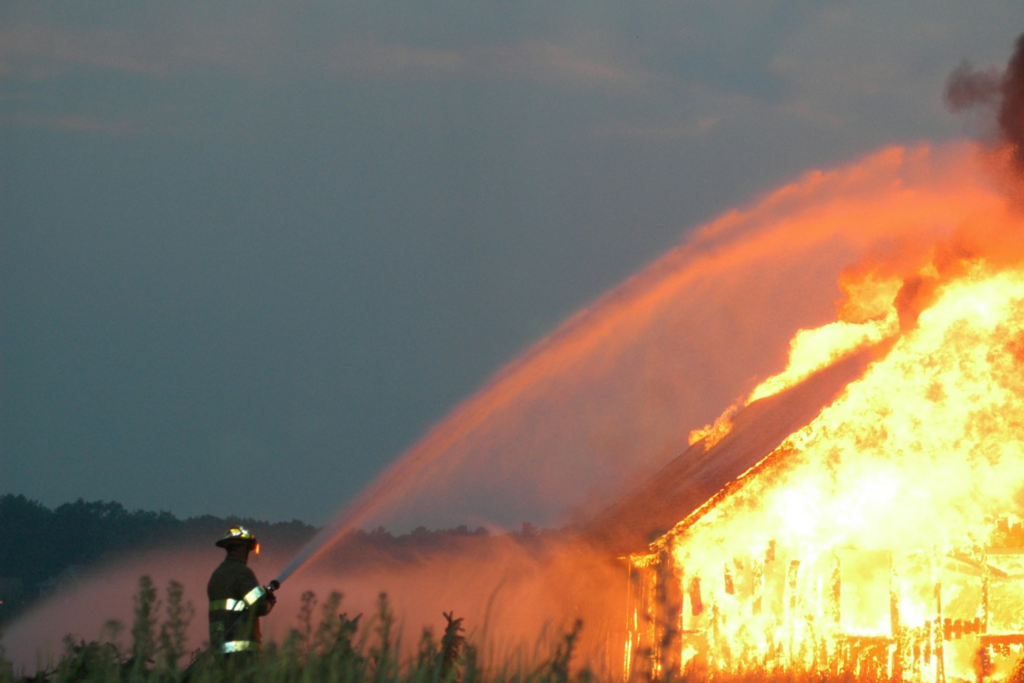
[[587, 263, 1024, 682], [575, 31, 1024, 683]]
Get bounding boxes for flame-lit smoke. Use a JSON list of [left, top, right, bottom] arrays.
[[1, 550, 225, 672]]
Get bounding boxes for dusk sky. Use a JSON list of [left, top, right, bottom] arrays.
[[2, 2, 1021, 527]]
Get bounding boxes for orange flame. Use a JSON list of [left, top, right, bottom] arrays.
[[633, 254, 1024, 679]]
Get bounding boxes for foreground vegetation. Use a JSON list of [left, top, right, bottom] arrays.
[[7, 577, 1024, 683], [0, 576, 585, 683]]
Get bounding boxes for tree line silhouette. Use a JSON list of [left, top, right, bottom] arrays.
[[0, 494, 537, 623], [0, 494, 315, 619]]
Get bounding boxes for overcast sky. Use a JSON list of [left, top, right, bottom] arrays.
[[1, 2, 1021, 526]]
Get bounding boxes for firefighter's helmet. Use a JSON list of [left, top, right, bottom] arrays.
[[215, 526, 260, 554]]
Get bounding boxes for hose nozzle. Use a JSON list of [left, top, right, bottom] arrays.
[[267, 579, 280, 592]]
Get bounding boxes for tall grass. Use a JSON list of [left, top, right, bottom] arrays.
[[0, 577, 595, 683], [4, 576, 1018, 683]]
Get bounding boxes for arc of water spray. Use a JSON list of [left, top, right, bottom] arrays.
[[272, 291, 667, 583], [274, 345, 542, 583], [274, 435, 464, 583], [272, 281, 647, 584], [273, 482, 385, 584]]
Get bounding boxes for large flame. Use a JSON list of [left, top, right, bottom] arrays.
[[632, 251, 1024, 680]]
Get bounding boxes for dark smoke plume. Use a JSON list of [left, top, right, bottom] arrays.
[[945, 32, 1024, 174], [999, 33, 1024, 172], [944, 60, 1001, 112]]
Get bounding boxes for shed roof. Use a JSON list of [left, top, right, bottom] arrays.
[[580, 347, 878, 555]]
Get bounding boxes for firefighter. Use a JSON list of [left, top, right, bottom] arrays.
[[207, 526, 276, 658]]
